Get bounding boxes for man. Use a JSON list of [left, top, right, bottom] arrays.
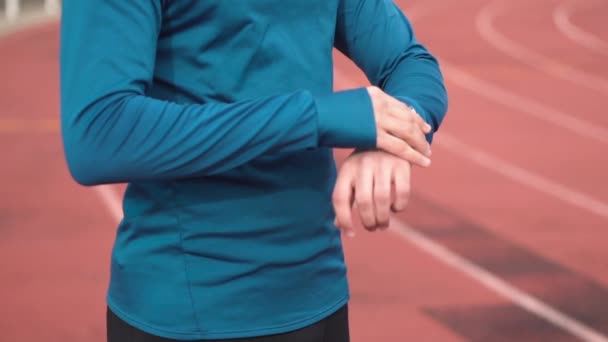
[[60, 0, 447, 341]]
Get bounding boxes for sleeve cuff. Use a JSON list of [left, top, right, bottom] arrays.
[[314, 88, 377, 149], [395, 95, 435, 143]]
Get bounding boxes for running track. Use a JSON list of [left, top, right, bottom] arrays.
[[1, 0, 607, 341]]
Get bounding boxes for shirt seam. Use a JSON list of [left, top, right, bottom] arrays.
[[171, 180, 205, 334]]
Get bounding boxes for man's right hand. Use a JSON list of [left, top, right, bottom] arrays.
[[367, 86, 432, 167]]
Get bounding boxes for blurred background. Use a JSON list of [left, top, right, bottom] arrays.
[[1, 0, 607, 341]]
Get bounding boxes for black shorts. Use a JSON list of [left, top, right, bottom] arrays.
[[107, 305, 350, 342]]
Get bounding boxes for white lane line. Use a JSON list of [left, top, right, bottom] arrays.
[[409, 0, 608, 144], [554, 0, 608, 56], [390, 219, 608, 342], [441, 62, 608, 145], [434, 134, 608, 220], [94, 185, 123, 222], [402, 0, 608, 144], [4, 0, 20, 22], [476, 0, 608, 95], [0, 6, 59, 37]]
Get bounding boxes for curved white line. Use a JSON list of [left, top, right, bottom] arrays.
[[94, 185, 123, 222], [554, 0, 608, 56], [477, 0, 608, 94], [442, 62, 608, 144], [434, 134, 608, 220]]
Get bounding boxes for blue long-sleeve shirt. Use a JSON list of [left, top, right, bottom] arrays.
[[60, 0, 447, 339]]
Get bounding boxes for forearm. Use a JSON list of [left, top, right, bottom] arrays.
[[62, 88, 376, 185]]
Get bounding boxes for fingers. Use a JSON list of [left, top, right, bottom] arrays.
[[368, 87, 434, 162], [391, 161, 411, 212], [334, 150, 413, 236], [332, 166, 356, 237], [377, 132, 431, 167], [373, 162, 392, 230], [420, 117, 432, 134], [386, 96, 431, 132], [411, 108, 432, 134], [354, 160, 376, 231], [385, 115, 431, 158], [386, 95, 432, 134]]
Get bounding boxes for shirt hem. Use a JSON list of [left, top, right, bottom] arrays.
[[107, 294, 349, 340]]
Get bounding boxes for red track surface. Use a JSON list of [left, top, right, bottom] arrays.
[[1, 0, 607, 341]]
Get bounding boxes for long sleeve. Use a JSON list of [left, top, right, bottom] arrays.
[[60, 0, 376, 186], [334, 0, 448, 142]]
